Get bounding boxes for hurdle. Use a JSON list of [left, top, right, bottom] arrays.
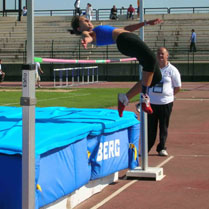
[[53, 66, 99, 87]]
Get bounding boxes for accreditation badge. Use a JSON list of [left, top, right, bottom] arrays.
[[153, 81, 163, 93]]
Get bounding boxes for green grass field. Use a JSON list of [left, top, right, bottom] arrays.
[[0, 88, 139, 108]]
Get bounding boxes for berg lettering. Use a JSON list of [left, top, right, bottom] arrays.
[[97, 139, 120, 162]]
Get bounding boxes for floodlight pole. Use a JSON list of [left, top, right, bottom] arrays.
[[21, 1, 36, 209]]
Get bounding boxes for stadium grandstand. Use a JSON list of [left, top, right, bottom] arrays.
[[1, 6, 209, 81]]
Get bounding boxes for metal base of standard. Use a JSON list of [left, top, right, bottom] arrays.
[[126, 167, 165, 181]]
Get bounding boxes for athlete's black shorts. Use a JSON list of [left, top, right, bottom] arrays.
[[116, 32, 162, 86]]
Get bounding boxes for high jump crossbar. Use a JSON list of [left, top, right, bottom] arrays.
[[34, 57, 137, 64]]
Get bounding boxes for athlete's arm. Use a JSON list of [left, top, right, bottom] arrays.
[[81, 31, 94, 49], [124, 18, 163, 32]]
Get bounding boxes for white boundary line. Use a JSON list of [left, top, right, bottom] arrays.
[[90, 156, 174, 209], [1, 93, 90, 106], [174, 154, 209, 157], [90, 180, 137, 209], [156, 156, 174, 168], [176, 98, 209, 101]]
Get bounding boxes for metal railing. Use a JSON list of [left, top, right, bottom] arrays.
[[169, 7, 209, 14], [1, 45, 209, 64], [1, 7, 209, 20], [1, 48, 209, 83]]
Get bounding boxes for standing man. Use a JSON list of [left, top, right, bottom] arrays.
[[0, 59, 6, 82], [74, 0, 81, 16], [148, 47, 181, 156], [190, 29, 197, 52], [35, 62, 44, 88], [22, 6, 27, 16], [137, 0, 140, 18], [86, 3, 93, 21]]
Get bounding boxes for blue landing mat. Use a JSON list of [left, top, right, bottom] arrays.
[[0, 106, 140, 209]]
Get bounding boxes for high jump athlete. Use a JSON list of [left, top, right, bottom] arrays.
[[70, 16, 163, 116]]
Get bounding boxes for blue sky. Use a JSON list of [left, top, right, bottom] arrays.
[[34, 0, 209, 10], [2, 0, 209, 10]]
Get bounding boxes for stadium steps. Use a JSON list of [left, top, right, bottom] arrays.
[[1, 14, 209, 63]]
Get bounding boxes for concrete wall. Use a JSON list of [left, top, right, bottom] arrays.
[[2, 63, 209, 82]]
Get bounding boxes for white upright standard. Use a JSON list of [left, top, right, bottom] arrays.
[[21, 0, 36, 208], [126, 0, 164, 181]]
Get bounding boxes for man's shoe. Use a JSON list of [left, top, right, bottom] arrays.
[[158, 150, 168, 156], [141, 94, 153, 114], [136, 103, 140, 112]]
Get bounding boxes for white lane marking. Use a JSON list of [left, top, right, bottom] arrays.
[[174, 154, 209, 158], [156, 155, 174, 168], [90, 180, 137, 209], [176, 98, 209, 101], [90, 156, 174, 209]]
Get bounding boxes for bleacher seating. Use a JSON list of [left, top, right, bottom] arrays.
[[0, 14, 209, 63]]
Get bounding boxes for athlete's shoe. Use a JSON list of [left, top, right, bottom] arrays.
[[158, 150, 168, 156], [141, 94, 153, 114], [118, 93, 129, 117]]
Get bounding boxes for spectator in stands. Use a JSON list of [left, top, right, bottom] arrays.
[[0, 59, 5, 82], [86, 3, 93, 21], [137, 7, 140, 18], [35, 62, 44, 88], [190, 29, 197, 52], [110, 5, 118, 20], [121, 6, 125, 15], [70, 16, 163, 116], [74, 0, 82, 16], [137, 0, 140, 18], [22, 6, 27, 16], [147, 47, 181, 156], [127, 4, 135, 20]]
